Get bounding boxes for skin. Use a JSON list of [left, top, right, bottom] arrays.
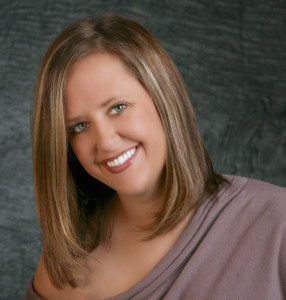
[[65, 52, 167, 226], [33, 53, 193, 299]]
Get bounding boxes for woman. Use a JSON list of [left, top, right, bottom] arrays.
[[25, 14, 286, 300]]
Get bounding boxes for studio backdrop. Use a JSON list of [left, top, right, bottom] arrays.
[[0, 1, 285, 299]]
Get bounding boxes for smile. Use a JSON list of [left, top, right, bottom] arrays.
[[106, 147, 136, 167], [103, 145, 140, 173]]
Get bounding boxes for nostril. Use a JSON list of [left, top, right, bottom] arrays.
[[94, 128, 121, 153]]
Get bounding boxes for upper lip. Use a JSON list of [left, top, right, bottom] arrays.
[[97, 145, 139, 164]]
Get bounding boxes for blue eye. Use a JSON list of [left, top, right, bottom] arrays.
[[69, 122, 87, 134], [110, 103, 127, 115]]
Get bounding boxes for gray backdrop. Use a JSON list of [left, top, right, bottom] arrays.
[[0, 0, 285, 299]]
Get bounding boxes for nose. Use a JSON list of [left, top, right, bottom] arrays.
[[93, 121, 120, 153]]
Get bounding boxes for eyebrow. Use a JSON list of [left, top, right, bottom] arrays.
[[65, 96, 125, 125]]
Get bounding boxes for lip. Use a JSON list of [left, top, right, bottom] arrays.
[[101, 145, 140, 174]]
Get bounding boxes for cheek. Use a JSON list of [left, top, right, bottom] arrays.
[[69, 137, 90, 165], [120, 112, 148, 141], [144, 110, 166, 144], [132, 110, 166, 158], [130, 103, 163, 134]]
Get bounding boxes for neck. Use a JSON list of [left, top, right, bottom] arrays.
[[114, 192, 164, 233]]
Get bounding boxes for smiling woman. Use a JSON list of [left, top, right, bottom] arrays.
[[65, 53, 167, 198], [25, 14, 286, 300]]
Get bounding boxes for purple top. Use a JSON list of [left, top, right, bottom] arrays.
[[25, 175, 286, 299]]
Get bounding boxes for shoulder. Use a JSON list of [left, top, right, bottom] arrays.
[[33, 256, 90, 300], [219, 175, 286, 260], [224, 174, 286, 207], [33, 256, 58, 300], [33, 256, 74, 300], [218, 175, 286, 233]]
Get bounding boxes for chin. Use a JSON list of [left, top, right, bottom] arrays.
[[116, 181, 161, 200]]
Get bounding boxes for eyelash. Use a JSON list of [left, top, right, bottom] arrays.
[[109, 102, 128, 115], [69, 122, 87, 135], [68, 102, 128, 135]]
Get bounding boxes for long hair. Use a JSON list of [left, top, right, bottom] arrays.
[[32, 14, 225, 288]]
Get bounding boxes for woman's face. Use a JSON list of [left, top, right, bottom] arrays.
[[65, 53, 167, 199]]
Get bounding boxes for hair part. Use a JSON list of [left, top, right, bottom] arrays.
[[32, 14, 225, 288]]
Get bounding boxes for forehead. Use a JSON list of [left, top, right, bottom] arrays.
[[64, 52, 151, 118], [67, 53, 129, 85], [65, 53, 133, 99]]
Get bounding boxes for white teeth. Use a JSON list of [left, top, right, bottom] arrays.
[[106, 147, 136, 168]]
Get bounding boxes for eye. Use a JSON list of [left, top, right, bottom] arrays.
[[69, 122, 87, 134], [109, 103, 127, 115]]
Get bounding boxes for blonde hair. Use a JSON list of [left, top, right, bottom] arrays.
[[32, 14, 225, 288]]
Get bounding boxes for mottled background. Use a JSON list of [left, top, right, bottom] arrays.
[[0, 0, 285, 299]]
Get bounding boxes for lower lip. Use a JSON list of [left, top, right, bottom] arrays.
[[102, 145, 140, 174]]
